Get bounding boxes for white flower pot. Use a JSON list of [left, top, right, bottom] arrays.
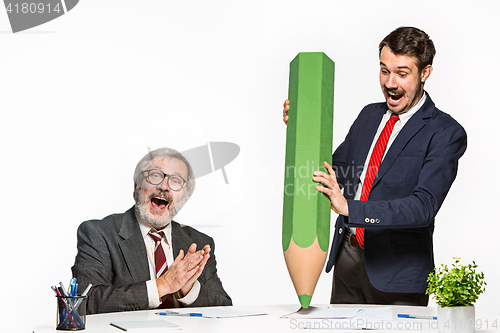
[[437, 306, 475, 333]]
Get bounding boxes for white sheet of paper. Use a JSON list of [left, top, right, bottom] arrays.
[[283, 306, 365, 319], [110, 319, 182, 331], [172, 306, 268, 318], [353, 306, 392, 319]]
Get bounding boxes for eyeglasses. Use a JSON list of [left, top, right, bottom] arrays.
[[142, 169, 187, 191]]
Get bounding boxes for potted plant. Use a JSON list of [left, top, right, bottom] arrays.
[[426, 257, 486, 333]]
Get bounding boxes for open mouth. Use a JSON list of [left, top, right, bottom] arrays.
[[151, 196, 169, 210], [388, 91, 403, 104]]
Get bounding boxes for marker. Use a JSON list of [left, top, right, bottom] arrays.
[[398, 314, 437, 320], [156, 312, 202, 317], [283, 52, 335, 309], [70, 279, 76, 297]]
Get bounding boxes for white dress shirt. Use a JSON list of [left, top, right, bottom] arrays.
[[137, 216, 201, 308], [350, 93, 427, 235]]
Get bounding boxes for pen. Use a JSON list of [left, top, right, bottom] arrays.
[[53, 286, 78, 328], [60, 283, 91, 328], [156, 312, 203, 317], [71, 283, 92, 310], [81, 283, 92, 297], [59, 282, 69, 296], [398, 314, 437, 320], [56, 286, 69, 322]]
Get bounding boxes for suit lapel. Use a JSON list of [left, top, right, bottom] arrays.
[[118, 207, 151, 283], [171, 221, 194, 258], [351, 106, 386, 192], [373, 95, 435, 188]]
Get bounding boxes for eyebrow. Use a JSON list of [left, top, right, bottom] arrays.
[[149, 167, 186, 178], [171, 172, 186, 178], [380, 62, 412, 71]]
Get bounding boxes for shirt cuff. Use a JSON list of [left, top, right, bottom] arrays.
[[177, 280, 201, 306], [146, 279, 161, 309]]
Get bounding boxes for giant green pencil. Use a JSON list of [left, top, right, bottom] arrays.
[[283, 52, 334, 309]]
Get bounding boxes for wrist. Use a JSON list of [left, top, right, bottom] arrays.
[[180, 283, 194, 297], [156, 277, 174, 297]]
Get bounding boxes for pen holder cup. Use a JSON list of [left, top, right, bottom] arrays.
[[56, 295, 87, 330]]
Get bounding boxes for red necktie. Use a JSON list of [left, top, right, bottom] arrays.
[[148, 230, 175, 308], [356, 113, 400, 248]]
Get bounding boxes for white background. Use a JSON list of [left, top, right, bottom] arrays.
[[1, 1, 499, 332]]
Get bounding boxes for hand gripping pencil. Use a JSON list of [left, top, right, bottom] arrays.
[[283, 52, 334, 309]]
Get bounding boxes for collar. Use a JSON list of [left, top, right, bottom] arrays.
[[136, 211, 173, 247], [389, 91, 427, 124]]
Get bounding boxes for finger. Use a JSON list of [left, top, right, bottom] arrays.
[[323, 161, 339, 186], [283, 107, 289, 118], [185, 253, 210, 286], [174, 249, 184, 263], [187, 243, 197, 254], [185, 247, 205, 260], [323, 161, 335, 174], [312, 168, 336, 191], [313, 178, 332, 190], [283, 99, 289, 108], [199, 253, 210, 268], [312, 171, 333, 187], [201, 245, 211, 255], [183, 250, 205, 270], [312, 170, 330, 179], [283, 100, 290, 120], [316, 184, 332, 194], [313, 177, 334, 192], [182, 270, 202, 295]]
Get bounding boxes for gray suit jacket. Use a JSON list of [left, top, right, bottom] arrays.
[[71, 207, 232, 314]]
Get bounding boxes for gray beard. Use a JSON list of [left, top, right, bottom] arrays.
[[133, 188, 185, 230]]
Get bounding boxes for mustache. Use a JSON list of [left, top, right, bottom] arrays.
[[385, 87, 403, 95], [148, 190, 173, 202]]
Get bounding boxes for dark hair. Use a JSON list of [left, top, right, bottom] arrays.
[[379, 27, 436, 73], [134, 147, 195, 199]]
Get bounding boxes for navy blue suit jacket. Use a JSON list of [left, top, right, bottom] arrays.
[[325, 93, 467, 293]]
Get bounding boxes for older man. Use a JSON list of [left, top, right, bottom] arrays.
[[72, 148, 232, 314]]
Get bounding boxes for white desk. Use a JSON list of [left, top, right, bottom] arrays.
[[33, 304, 500, 332]]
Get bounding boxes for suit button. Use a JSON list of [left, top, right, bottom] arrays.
[[375, 219, 380, 224], [339, 228, 343, 234], [365, 218, 370, 223], [370, 219, 375, 224]]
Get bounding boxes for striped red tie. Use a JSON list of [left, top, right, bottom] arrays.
[[148, 230, 174, 308], [356, 113, 399, 248]]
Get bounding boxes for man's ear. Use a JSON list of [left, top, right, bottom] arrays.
[[421, 64, 433, 83]]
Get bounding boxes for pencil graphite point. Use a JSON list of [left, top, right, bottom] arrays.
[[299, 294, 312, 309]]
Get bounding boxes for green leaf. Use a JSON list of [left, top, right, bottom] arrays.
[[426, 257, 486, 307]]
